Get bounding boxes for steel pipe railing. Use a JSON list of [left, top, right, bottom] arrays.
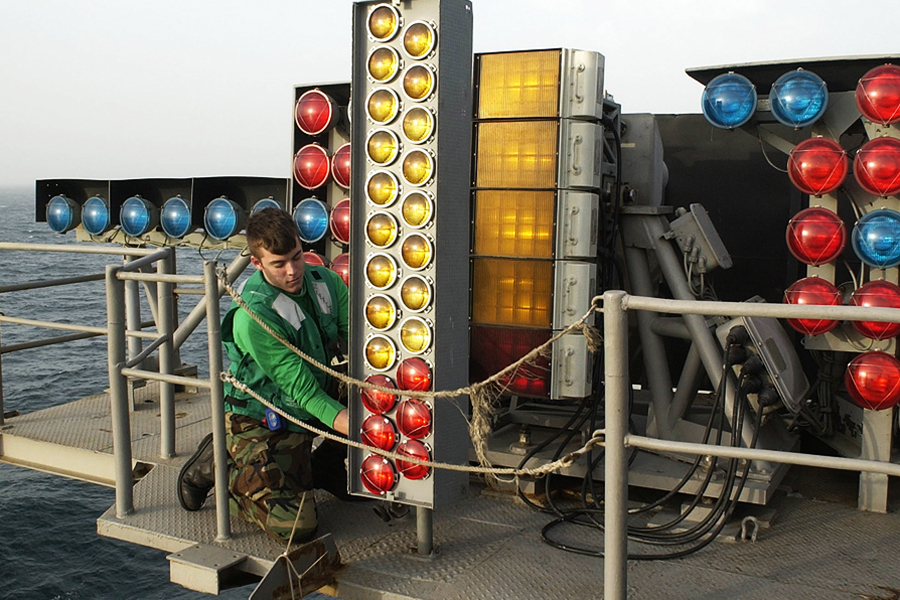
[[0, 241, 157, 256], [0, 273, 106, 294]]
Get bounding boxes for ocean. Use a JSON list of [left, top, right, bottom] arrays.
[[0, 187, 269, 600]]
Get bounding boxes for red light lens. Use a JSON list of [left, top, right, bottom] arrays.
[[360, 415, 397, 451], [293, 144, 331, 190], [295, 89, 338, 136], [396, 357, 432, 391], [362, 374, 398, 414], [787, 137, 848, 196], [396, 440, 431, 480], [302, 251, 326, 267], [849, 280, 900, 340], [783, 277, 842, 336], [845, 351, 900, 411], [854, 136, 900, 197], [396, 398, 432, 439], [470, 325, 551, 398], [360, 454, 397, 495], [331, 143, 351, 189], [785, 207, 846, 266], [330, 253, 350, 286], [856, 64, 900, 125], [329, 198, 351, 245]]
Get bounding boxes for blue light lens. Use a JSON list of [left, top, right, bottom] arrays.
[[81, 196, 110, 235], [701, 72, 757, 130], [204, 197, 245, 240], [293, 198, 329, 243], [852, 209, 900, 268], [120, 196, 157, 237], [161, 196, 193, 238], [251, 198, 284, 214], [770, 69, 828, 128], [46, 195, 79, 233]]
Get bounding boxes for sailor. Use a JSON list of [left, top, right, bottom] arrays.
[[177, 207, 350, 542]]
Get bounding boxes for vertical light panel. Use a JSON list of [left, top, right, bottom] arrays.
[[348, 0, 473, 508]]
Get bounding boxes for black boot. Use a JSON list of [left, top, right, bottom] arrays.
[[177, 433, 215, 511]]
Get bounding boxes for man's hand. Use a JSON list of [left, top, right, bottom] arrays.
[[332, 409, 349, 436]]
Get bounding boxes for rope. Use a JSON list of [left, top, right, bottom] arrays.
[[217, 267, 605, 478]]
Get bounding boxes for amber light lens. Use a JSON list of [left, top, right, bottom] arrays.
[[403, 65, 434, 101], [402, 107, 434, 143], [365, 294, 397, 331], [365, 253, 398, 289], [403, 21, 435, 59], [367, 130, 400, 165], [362, 374, 398, 414], [472, 258, 553, 327], [368, 47, 400, 82], [366, 171, 399, 206], [474, 190, 554, 258], [400, 316, 432, 354], [366, 88, 400, 124], [400, 275, 432, 312], [367, 4, 400, 41], [477, 50, 561, 119], [401, 233, 433, 270], [402, 150, 433, 186], [365, 212, 399, 248], [401, 191, 433, 228], [475, 121, 559, 188], [365, 334, 397, 371]]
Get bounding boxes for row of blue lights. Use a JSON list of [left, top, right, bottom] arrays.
[[702, 68, 828, 130]]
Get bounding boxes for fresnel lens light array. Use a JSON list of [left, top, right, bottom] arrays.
[[347, 0, 472, 508]]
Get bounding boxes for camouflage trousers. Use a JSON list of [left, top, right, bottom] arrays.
[[225, 412, 318, 543]]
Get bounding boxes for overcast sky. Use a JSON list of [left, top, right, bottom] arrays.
[[1, 0, 898, 187]]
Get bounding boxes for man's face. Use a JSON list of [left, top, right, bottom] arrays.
[[250, 239, 306, 294]]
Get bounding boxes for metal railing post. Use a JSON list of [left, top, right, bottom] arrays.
[[604, 290, 629, 600], [158, 249, 176, 459], [106, 264, 134, 517], [0, 320, 5, 428], [417, 507, 433, 556], [124, 256, 143, 410], [204, 260, 231, 541]]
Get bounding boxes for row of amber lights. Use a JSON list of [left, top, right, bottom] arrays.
[[359, 3, 441, 494]]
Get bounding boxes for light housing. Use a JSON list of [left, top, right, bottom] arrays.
[[402, 107, 435, 144], [295, 89, 339, 136], [366, 88, 400, 125], [302, 251, 327, 267], [329, 198, 351, 245], [203, 197, 245, 241], [856, 64, 900, 125], [80, 195, 111, 236], [853, 136, 900, 197], [46, 195, 81, 234], [366, 129, 400, 166], [293, 198, 330, 244], [120, 195, 159, 237], [365, 294, 397, 331], [330, 252, 350, 286], [402, 21, 436, 59], [365, 211, 399, 248], [769, 69, 828, 128], [251, 198, 284, 214], [783, 277, 842, 336], [399, 316, 432, 354], [332, 143, 352, 189], [293, 144, 332, 190], [852, 209, 900, 268], [849, 280, 900, 340], [365, 170, 400, 206], [362, 374, 398, 414], [402, 64, 435, 101], [160, 196, 193, 239], [359, 454, 398, 495], [400, 274, 432, 312], [367, 46, 401, 83], [845, 351, 900, 411], [787, 137, 848, 196], [701, 72, 757, 130], [785, 206, 846, 266], [400, 233, 433, 270], [360, 415, 397, 451], [400, 191, 433, 228], [364, 334, 397, 372], [366, 3, 400, 42], [396, 356, 432, 391], [396, 440, 431, 480], [364, 253, 398, 289], [395, 398, 432, 439]]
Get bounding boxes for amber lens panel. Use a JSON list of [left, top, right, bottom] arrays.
[[366, 88, 399, 124], [365, 212, 399, 248], [402, 107, 434, 143], [365, 294, 397, 331], [367, 130, 400, 165], [474, 190, 554, 258], [368, 47, 400, 82], [365, 335, 397, 371], [400, 275, 432, 312], [475, 121, 558, 188], [403, 21, 435, 59], [403, 65, 434, 101], [400, 316, 432, 354], [402, 150, 433, 186], [365, 253, 398, 289], [367, 4, 399, 41], [477, 50, 561, 118], [401, 192, 432, 228], [366, 171, 399, 206], [472, 258, 552, 328], [401, 233, 433, 270]]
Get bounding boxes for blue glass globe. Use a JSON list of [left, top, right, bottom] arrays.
[[770, 69, 828, 128], [701, 72, 757, 129], [161, 196, 193, 239], [204, 197, 245, 240], [81, 196, 111, 235], [293, 198, 329, 243], [852, 209, 900, 268], [120, 196, 158, 237], [251, 198, 284, 214], [46, 195, 80, 233]]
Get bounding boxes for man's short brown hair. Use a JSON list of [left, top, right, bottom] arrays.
[[245, 207, 303, 258]]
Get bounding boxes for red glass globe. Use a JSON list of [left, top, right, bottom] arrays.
[[787, 137, 848, 196], [330, 253, 349, 286], [396, 357, 432, 391], [783, 277, 842, 335], [853, 136, 900, 197], [295, 89, 338, 136], [785, 207, 846, 266], [302, 251, 326, 267], [362, 374, 398, 414], [360, 414, 397, 451], [329, 198, 351, 245], [849, 280, 900, 340], [359, 454, 397, 495], [845, 351, 900, 411], [856, 64, 900, 125], [396, 398, 432, 439], [396, 440, 431, 480], [331, 143, 351, 189], [293, 144, 331, 190]]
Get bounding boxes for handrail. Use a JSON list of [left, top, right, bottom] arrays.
[[0, 241, 157, 256]]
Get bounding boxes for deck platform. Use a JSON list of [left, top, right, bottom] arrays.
[[2, 385, 900, 599]]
